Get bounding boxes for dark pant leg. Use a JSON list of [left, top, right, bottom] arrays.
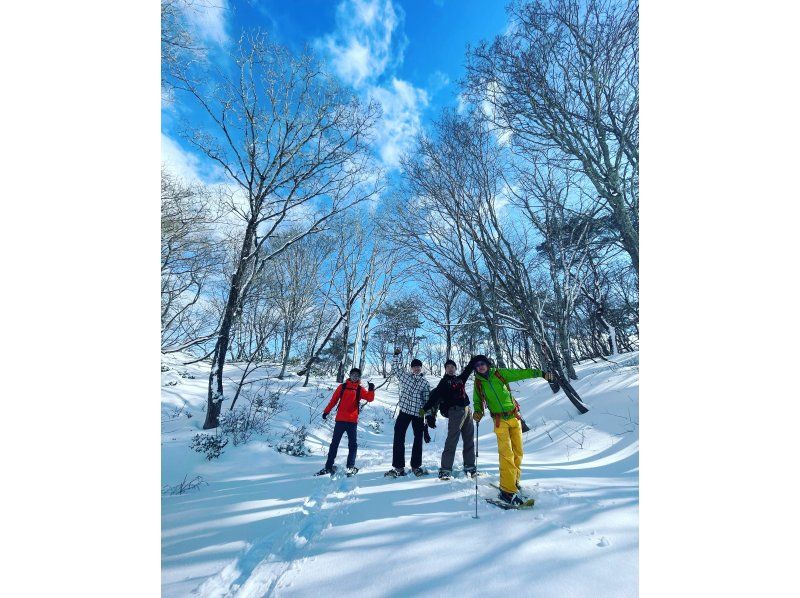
[[392, 413, 412, 469], [440, 406, 466, 471], [344, 422, 358, 468], [325, 421, 346, 469], [461, 407, 476, 468], [410, 415, 424, 469]]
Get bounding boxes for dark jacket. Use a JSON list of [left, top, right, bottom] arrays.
[[424, 361, 475, 416]]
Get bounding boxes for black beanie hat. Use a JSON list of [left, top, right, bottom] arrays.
[[410, 358, 423, 368], [444, 359, 457, 368], [472, 355, 491, 366], [349, 367, 362, 375]]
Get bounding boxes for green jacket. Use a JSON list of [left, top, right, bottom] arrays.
[[472, 368, 545, 418]]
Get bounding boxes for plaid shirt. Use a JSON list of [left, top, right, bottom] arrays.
[[391, 354, 431, 416]]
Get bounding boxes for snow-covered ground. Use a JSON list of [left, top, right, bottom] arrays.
[[162, 354, 639, 597]]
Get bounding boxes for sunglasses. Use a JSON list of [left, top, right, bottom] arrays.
[[474, 361, 489, 367], [350, 372, 361, 379]]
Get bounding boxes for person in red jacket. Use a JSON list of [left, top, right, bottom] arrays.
[[315, 367, 375, 476]]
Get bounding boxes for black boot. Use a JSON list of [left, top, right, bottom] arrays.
[[346, 467, 359, 477], [412, 467, 429, 477], [464, 466, 477, 478], [384, 467, 406, 478], [314, 465, 337, 477], [438, 468, 452, 480], [498, 490, 524, 506]]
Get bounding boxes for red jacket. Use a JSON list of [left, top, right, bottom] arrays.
[[323, 379, 375, 423]]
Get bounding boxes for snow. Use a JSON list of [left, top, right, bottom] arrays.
[[162, 354, 639, 596]]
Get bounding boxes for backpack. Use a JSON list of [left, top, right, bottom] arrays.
[[335, 383, 362, 412], [474, 370, 526, 429]]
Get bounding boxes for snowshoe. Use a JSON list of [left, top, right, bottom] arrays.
[[491, 482, 531, 500], [438, 468, 452, 480], [314, 465, 338, 477], [499, 490, 525, 506], [345, 467, 359, 477], [384, 467, 406, 478], [464, 466, 478, 478], [485, 495, 535, 510], [412, 467, 429, 477]]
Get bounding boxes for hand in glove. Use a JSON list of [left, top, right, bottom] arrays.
[[543, 371, 555, 382], [473, 411, 483, 423], [322, 411, 329, 420], [368, 382, 375, 391], [425, 413, 437, 429], [423, 424, 431, 444], [419, 408, 426, 418]]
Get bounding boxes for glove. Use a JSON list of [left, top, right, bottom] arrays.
[[543, 371, 555, 382], [423, 425, 431, 443], [473, 411, 483, 423], [425, 414, 437, 429], [368, 382, 375, 391], [419, 408, 426, 418], [322, 411, 329, 420]]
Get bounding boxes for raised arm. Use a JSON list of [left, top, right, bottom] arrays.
[[391, 351, 414, 386], [458, 357, 476, 383], [496, 367, 546, 383], [362, 383, 376, 403]]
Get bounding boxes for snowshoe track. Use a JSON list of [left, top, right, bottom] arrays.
[[195, 473, 359, 597]]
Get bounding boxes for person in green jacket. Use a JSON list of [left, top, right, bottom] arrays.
[[471, 354, 554, 505]]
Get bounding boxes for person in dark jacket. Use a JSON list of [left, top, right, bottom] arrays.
[[315, 367, 375, 476], [424, 357, 478, 479]]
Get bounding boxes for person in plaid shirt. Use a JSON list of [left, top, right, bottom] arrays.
[[385, 348, 431, 477]]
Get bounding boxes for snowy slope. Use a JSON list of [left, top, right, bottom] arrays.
[[162, 354, 639, 597]]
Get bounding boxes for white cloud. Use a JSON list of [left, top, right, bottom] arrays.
[[317, 0, 402, 88], [368, 78, 429, 167], [456, 93, 470, 115], [316, 0, 429, 169], [161, 133, 204, 183], [428, 70, 450, 94], [183, 0, 231, 49]]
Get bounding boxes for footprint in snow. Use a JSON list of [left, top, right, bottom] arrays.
[[597, 536, 611, 547]]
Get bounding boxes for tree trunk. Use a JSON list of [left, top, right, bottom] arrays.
[[336, 312, 351, 383], [202, 222, 256, 429], [599, 314, 618, 356], [557, 321, 578, 380], [277, 328, 292, 379], [540, 338, 589, 414]]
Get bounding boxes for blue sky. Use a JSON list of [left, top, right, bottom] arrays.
[[162, 0, 511, 183]]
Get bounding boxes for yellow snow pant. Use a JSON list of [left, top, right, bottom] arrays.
[[494, 416, 524, 494]]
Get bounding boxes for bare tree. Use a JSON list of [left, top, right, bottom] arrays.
[[330, 217, 371, 383], [508, 163, 602, 378], [465, 0, 639, 273], [268, 231, 329, 378], [174, 33, 381, 428], [352, 229, 406, 371], [397, 109, 588, 413], [418, 271, 464, 362], [161, 167, 223, 352]]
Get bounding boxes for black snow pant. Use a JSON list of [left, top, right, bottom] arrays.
[[392, 411, 424, 469], [325, 421, 358, 469]]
